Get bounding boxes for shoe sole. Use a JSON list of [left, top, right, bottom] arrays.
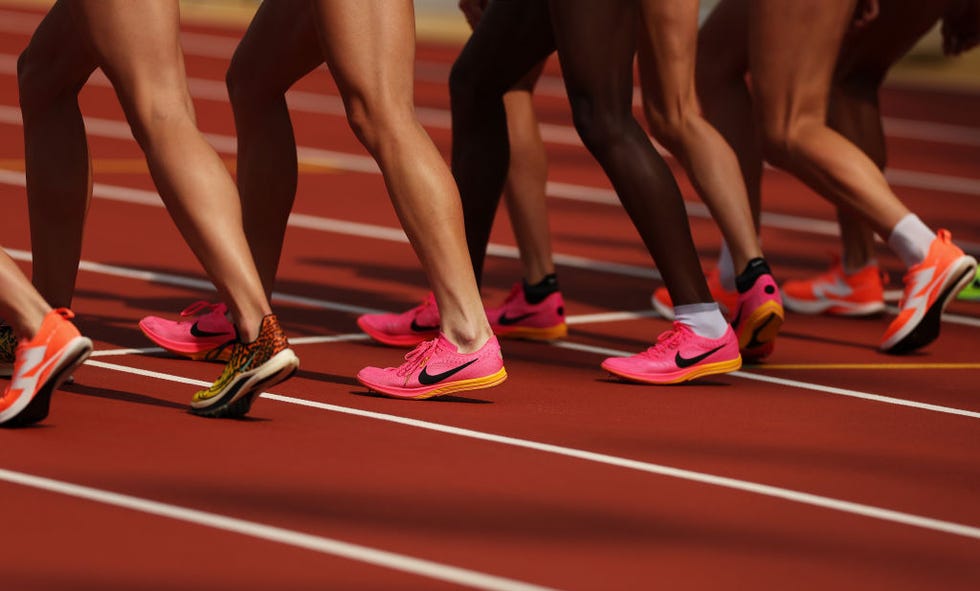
[[0, 337, 93, 427], [190, 349, 300, 418], [602, 356, 743, 385], [882, 257, 978, 354], [735, 301, 785, 352], [782, 294, 886, 317], [493, 323, 568, 341], [359, 367, 508, 400]]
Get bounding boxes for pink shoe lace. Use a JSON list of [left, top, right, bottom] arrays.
[[636, 324, 686, 359], [396, 338, 442, 377]]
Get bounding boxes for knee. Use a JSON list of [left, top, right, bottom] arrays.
[[758, 116, 804, 169], [642, 95, 697, 151], [17, 46, 64, 116], [226, 57, 283, 116], [567, 94, 628, 156], [344, 94, 411, 155]]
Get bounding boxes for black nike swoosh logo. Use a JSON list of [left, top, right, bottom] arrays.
[[497, 312, 534, 326], [190, 321, 232, 338], [675, 345, 725, 368], [418, 358, 478, 385], [410, 319, 440, 333]]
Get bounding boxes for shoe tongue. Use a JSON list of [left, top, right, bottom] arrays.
[[435, 333, 457, 352]]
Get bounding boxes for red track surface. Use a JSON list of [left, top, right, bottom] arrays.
[[1, 6, 979, 590]]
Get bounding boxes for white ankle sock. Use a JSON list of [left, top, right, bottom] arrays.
[[674, 302, 729, 339], [887, 214, 934, 268]]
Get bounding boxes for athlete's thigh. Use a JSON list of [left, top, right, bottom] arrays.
[[19, 0, 98, 97], [456, 0, 555, 98], [311, 0, 417, 104], [70, 0, 189, 106], [636, 0, 700, 116], [749, 0, 855, 123], [696, 0, 750, 87], [230, 0, 323, 95], [548, 0, 636, 108]]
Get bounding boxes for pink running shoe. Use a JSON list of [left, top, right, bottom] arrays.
[[652, 268, 739, 320], [601, 322, 741, 384], [138, 301, 236, 362], [357, 334, 507, 400], [486, 283, 567, 341], [357, 293, 441, 347], [730, 273, 784, 361]]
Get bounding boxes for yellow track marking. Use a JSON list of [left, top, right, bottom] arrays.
[[747, 363, 980, 370]]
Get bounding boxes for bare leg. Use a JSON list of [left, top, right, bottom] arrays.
[[749, 0, 909, 238], [501, 64, 554, 285], [64, 0, 271, 340], [829, 0, 951, 270], [312, 0, 491, 351], [226, 0, 324, 298], [549, 0, 711, 305], [16, 0, 97, 309], [0, 252, 50, 339], [637, 0, 762, 275], [696, 0, 762, 231]]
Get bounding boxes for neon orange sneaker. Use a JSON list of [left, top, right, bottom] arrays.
[[651, 268, 739, 320], [0, 309, 93, 427], [782, 257, 885, 316], [881, 230, 977, 354]]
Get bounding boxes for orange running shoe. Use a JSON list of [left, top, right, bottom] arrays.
[[651, 268, 739, 320], [0, 309, 92, 427], [782, 257, 885, 316], [880, 230, 977, 354]]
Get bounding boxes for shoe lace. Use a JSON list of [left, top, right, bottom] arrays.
[[397, 338, 441, 377], [180, 300, 223, 318], [639, 323, 685, 358]]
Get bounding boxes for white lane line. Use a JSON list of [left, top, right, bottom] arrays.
[[2, 14, 980, 141], [3, 171, 978, 327], [0, 165, 661, 280], [3, 100, 977, 258], [1, 246, 385, 316], [3, 46, 980, 196], [67, 359, 980, 542], [0, 469, 557, 591]]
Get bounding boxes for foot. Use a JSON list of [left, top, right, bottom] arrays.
[[139, 301, 237, 361], [731, 272, 784, 361], [486, 282, 567, 341], [190, 314, 299, 418], [0, 309, 93, 427], [601, 322, 741, 384], [782, 257, 885, 316], [357, 334, 507, 400], [881, 230, 978, 354]]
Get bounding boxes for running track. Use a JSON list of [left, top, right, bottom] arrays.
[[0, 6, 978, 590]]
